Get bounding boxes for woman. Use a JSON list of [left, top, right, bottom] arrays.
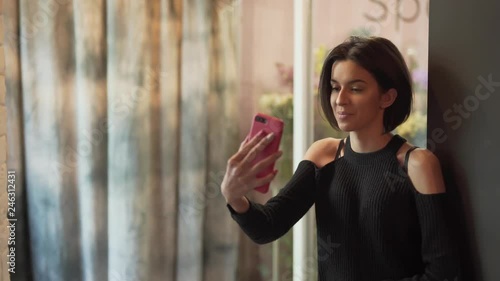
[[221, 36, 460, 281]]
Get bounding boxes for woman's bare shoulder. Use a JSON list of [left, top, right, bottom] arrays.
[[397, 143, 446, 194], [303, 138, 342, 168]]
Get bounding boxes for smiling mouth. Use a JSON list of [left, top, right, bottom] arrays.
[[337, 112, 352, 116], [336, 112, 352, 120]]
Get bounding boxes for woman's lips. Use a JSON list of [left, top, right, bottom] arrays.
[[336, 112, 352, 120]]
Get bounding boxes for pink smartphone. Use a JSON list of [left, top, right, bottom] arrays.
[[247, 113, 284, 193]]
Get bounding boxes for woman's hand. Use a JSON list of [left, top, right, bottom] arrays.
[[221, 130, 283, 212]]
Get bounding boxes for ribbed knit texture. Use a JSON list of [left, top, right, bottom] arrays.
[[228, 135, 460, 281]]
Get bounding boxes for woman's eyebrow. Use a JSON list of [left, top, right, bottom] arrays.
[[330, 79, 367, 84]]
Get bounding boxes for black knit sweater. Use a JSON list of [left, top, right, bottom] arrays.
[[227, 135, 460, 281]]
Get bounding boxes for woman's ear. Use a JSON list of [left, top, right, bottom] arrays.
[[380, 88, 397, 109]]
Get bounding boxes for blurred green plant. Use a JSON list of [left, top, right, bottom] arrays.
[[394, 110, 427, 142], [395, 46, 428, 147]]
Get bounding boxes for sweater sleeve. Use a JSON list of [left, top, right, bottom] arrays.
[[226, 160, 317, 244], [385, 192, 461, 281]]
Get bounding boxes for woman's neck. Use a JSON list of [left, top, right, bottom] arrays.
[[348, 131, 394, 153]]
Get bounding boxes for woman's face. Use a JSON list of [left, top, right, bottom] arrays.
[[330, 59, 390, 133]]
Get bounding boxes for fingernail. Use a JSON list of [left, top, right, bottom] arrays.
[[277, 150, 283, 156], [266, 132, 275, 141], [273, 170, 278, 175]]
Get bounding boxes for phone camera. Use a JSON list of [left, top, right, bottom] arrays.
[[255, 116, 267, 123]]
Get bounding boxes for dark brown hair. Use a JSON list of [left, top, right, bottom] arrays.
[[318, 36, 413, 133]]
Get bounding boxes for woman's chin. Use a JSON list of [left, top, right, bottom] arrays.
[[338, 123, 355, 132]]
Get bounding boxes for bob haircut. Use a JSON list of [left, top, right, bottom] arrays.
[[318, 36, 413, 133]]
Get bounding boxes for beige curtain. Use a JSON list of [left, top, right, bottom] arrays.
[[4, 0, 243, 280]]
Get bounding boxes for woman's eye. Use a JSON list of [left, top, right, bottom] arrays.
[[352, 88, 362, 92], [331, 87, 340, 92]]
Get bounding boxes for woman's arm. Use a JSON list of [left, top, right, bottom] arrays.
[[387, 149, 461, 281], [224, 138, 339, 244], [227, 160, 317, 244]]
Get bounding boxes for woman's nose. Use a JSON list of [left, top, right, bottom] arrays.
[[335, 88, 349, 106]]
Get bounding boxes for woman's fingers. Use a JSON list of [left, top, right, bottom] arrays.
[[224, 131, 280, 199], [244, 170, 278, 192], [231, 130, 267, 163], [238, 135, 249, 151], [240, 132, 275, 167], [247, 151, 282, 177], [237, 151, 282, 191]]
